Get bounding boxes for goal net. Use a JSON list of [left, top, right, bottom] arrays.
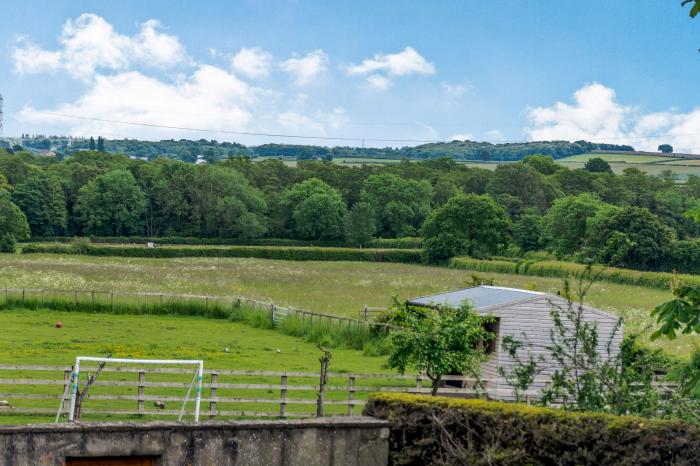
[[63, 357, 204, 423]]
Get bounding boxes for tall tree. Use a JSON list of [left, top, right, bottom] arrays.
[[360, 173, 433, 237], [346, 201, 377, 246], [278, 178, 347, 240], [89, 137, 96, 151], [75, 169, 146, 236], [11, 175, 67, 236], [542, 193, 612, 257], [97, 137, 105, 153], [0, 191, 30, 241], [422, 194, 510, 262]]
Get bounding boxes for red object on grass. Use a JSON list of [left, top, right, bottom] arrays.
[[55, 322, 62, 328]]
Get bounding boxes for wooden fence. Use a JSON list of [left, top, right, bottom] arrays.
[[0, 364, 680, 422], [0, 364, 483, 421], [0, 287, 391, 332]]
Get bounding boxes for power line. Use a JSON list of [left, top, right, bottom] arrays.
[[35, 111, 444, 144], [32, 110, 700, 148]]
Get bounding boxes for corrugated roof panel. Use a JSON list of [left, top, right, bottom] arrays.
[[406, 286, 543, 311]]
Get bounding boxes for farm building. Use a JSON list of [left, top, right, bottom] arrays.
[[406, 285, 623, 399]]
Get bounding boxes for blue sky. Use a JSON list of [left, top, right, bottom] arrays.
[[1, 0, 699, 150]]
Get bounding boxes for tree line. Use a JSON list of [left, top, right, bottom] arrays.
[[18, 136, 634, 162], [1, 149, 699, 274]]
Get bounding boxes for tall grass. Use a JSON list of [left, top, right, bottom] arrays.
[[0, 294, 389, 354]]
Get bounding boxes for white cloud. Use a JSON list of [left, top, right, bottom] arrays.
[[280, 50, 328, 85], [441, 82, 471, 98], [19, 65, 254, 139], [13, 13, 189, 78], [12, 39, 62, 73], [348, 47, 435, 90], [366, 74, 392, 90], [348, 46, 435, 76], [526, 82, 700, 153], [232, 47, 273, 79], [448, 133, 473, 141]]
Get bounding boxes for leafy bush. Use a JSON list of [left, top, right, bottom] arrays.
[[20, 243, 422, 263], [364, 393, 700, 466], [0, 234, 16, 253]]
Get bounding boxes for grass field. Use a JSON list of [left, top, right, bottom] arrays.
[[0, 253, 690, 355], [556, 153, 700, 180], [0, 308, 401, 424]]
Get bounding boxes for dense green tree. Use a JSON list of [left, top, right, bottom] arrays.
[[292, 192, 347, 240], [97, 137, 105, 153], [190, 165, 267, 239], [522, 154, 560, 175], [512, 213, 543, 252], [360, 173, 433, 237], [11, 175, 67, 236], [422, 194, 510, 262], [658, 144, 674, 154], [89, 137, 96, 151], [542, 193, 612, 257], [0, 191, 30, 241], [487, 163, 560, 213], [75, 169, 146, 236], [584, 157, 612, 173], [346, 201, 377, 246], [585, 206, 676, 269], [432, 179, 460, 206]]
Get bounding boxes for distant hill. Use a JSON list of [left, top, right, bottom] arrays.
[[19, 135, 634, 163]]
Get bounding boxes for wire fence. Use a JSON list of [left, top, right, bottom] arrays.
[[0, 287, 393, 332]]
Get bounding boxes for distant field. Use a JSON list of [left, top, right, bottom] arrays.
[[0, 253, 689, 355], [558, 153, 676, 164]]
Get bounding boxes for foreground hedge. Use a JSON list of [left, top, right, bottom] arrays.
[[449, 256, 700, 290], [364, 393, 700, 466], [20, 243, 422, 263], [26, 235, 422, 249]]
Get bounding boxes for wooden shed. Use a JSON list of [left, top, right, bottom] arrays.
[[406, 285, 623, 399]]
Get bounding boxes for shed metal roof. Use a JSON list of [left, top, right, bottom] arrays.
[[406, 286, 544, 311]]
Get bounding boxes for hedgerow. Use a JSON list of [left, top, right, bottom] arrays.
[[20, 243, 422, 263], [449, 256, 700, 290], [364, 393, 700, 466], [25, 235, 422, 249]]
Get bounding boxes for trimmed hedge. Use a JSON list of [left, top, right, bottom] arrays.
[[20, 243, 422, 263], [364, 393, 700, 466], [449, 256, 700, 290], [25, 235, 423, 249]]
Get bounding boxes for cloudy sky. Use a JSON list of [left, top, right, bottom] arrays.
[[1, 0, 699, 151]]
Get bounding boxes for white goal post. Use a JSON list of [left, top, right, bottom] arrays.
[[68, 357, 204, 422]]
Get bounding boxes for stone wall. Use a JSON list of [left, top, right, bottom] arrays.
[[0, 417, 389, 466]]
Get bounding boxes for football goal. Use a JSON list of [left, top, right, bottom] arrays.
[[62, 357, 204, 423]]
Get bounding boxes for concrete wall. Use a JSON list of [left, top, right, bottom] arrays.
[[0, 417, 389, 466]]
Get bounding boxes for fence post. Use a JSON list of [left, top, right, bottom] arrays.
[[271, 305, 276, 327], [62, 369, 72, 414], [416, 374, 423, 393], [137, 371, 145, 414], [348, 375, 356, 415], [110, 292, 114, 311], [210, 372, 218, 417], [363, 305, 368, 321], [280, 373, 288, 417]]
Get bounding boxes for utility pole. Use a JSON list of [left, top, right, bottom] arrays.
[[0, 94, 4, 139]]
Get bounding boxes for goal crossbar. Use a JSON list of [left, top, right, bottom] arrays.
[[68, 357, 204, 422]]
